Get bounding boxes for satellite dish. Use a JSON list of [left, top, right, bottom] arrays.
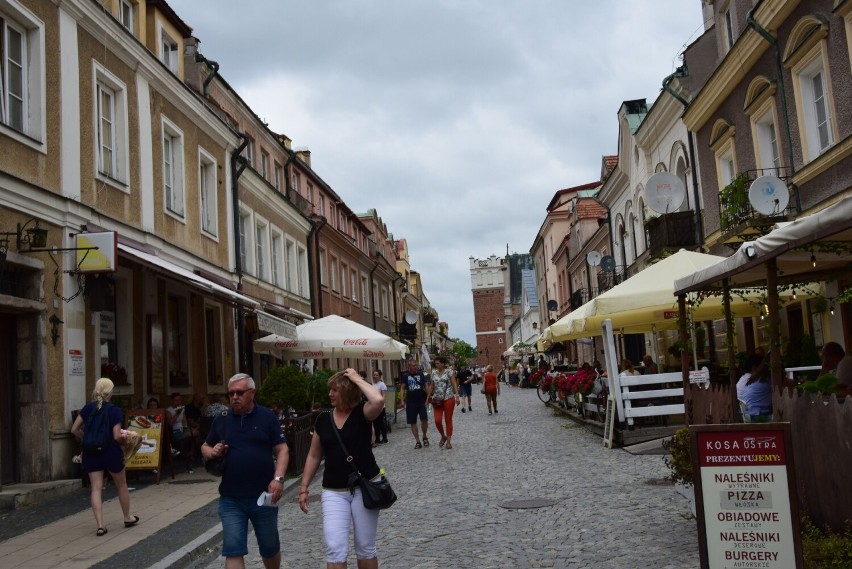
[[586, 251, 602, 266], [547, 299, 558, 312], [748, 175, 789, 215], [645, 172, 686, 213], [600, 255, 616, 272], [404, 310, 418, 324]]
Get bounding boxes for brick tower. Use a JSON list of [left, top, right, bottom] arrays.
[[469, 255, 508, 370]]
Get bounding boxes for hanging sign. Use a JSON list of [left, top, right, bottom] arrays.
[[690, 423, 803, 569]]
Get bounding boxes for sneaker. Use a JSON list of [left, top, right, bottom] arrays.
[[461, 408, 465, 413], [488, 412, 493, 416], [495, 410, 498, 414], [468, 406, 472, 411]]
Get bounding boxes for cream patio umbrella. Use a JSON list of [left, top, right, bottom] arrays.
[[546, 249, 764, 341], [254, 314, 409, 361]]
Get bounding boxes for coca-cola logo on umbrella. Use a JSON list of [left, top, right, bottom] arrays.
[[343, 338, 369, 346], [363, 351, 385, 358], [273, 340, 298, 348]]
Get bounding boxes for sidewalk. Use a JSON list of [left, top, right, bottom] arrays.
[[0, 469, 226, 568]]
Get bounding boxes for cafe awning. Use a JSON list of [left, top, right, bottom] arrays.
[[118, 243, 259, 309]]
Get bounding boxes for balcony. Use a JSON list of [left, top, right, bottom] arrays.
[[597, 268, 626, 293], [646, 210, 699, 258], [287, 188, 314, 218], [719, 168, 793, 248]]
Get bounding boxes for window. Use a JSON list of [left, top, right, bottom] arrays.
[[255, 221, 268, 280], [199, 149, 217, 236], [94, 65, 129, 186], [162, 118, 185, 217], [361, 274, 369, 308], [306, 183, 313, 204], [319, 195, 325, 217], [274, 162, 283, 192], [298, 246, 308, 297], [286, 238, 297, 292], [239, 211, 251, 272], [330, 256, 339, 292], [724, 8, 734, 51], [351, 270, 358, 303], [319, 248, 327, 286], [292, 171, 300, 193], [167, 295, 189, 388], [755, 112, 780, 173], [372, 283, 379, 314], [785, 18, 836, 164], [204, 305, 223, 386], [710, 120, 736, 189], [244, 137, 254, 168], [118, 0, 134, 33], [260, 151, 269, 180], [381, 286, 388, 318], [0, 4, 44, 143], [339, 212, 346, 233], [340, 263, 348, 298], [271, 232, 283, 287], [159, 27, 179, 74]]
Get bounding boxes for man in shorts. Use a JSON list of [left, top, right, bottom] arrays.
[[202, 373, 289, 569], [457, 364, 474, 412], [400, 359, 432, 449]]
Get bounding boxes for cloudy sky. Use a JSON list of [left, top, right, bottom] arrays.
[[167, 0, 707, 346]]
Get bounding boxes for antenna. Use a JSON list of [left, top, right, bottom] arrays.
[[600, 255, 616, 272], [586, 251, 602, 266], [748, 175, 789, 215], [645, 172, 686, 214]]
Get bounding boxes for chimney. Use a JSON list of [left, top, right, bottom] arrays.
[[296, 149, 311, 168]]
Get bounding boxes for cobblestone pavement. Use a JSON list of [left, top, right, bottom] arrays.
[[198, 386, 699, 568]]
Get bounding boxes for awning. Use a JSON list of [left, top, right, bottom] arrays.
[[674, 196, 852, 294], [118, 243, 259, 308]]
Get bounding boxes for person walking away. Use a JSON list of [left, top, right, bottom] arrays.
[[299, 369, 386, 569], [201, 373, 289, 569], [400, 359, 431, 449], [70, 377, 139, 536], [482, 365, 500, 415], [457, 364, 474, 412], [371, 369, 389, 445], [428, 356, 460, 449]]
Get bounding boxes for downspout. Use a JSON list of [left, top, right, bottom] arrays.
[[195, 53, 220, 97], [309, 217, 327, 317], [746, 9, 801, 213], [230, 134, 249, 371], [663, 66, 705, 247]]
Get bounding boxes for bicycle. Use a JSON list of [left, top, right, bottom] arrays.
[[536, 379, 558, 404]]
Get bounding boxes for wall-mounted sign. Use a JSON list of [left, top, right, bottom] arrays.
[[690, 423, 803, 569]]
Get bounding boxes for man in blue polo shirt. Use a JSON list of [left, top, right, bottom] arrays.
[[400, 359, 432, 449], [202, 373, 289, 569]]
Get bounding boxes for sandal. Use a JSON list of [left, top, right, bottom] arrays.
[[422, 436, 430, 447], [414, 442, 423, 449], [446, 442, 453, 450], [96, 528, 108, 537], [124, 515, 139, 528], [439, 437, 447, 448]]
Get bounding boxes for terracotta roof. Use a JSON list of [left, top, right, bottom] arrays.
[[547, 182, 600, 211], [576, 199, 607, 219]]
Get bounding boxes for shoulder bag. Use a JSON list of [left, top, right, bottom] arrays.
[[331, 415, 396, 510], [204, 409, 229, 477]]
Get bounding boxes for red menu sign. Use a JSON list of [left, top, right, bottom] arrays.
[[691, 424, 803, 569]]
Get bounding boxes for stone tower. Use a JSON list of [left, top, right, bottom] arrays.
[[469, 255, 508, 370]]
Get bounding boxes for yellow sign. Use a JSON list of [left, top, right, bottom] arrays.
[[125, 410, 163, 470], [76, 231, 117, 273]]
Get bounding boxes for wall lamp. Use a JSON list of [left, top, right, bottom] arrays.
[[1, 218, 49, 252]]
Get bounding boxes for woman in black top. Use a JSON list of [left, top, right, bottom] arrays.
[[299, 368, 385, 568]]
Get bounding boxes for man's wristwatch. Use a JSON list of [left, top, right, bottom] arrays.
[[273, 476, 285, 483]]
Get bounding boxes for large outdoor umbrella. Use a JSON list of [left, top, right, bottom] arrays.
[[546, 249, 764, 341], [254, 314, 408, 361]]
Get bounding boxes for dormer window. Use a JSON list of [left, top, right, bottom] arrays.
[[160, 29, 179, 74]]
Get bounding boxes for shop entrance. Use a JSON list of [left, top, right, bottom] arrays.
[[1, 313, 19, 484]]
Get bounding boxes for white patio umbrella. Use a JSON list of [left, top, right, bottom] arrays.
[[254, 314, 408, 361]]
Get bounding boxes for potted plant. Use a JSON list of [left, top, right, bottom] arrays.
[[662, 427, 695, 516]]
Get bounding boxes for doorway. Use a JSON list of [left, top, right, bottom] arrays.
[[1, 313, 19, 484]]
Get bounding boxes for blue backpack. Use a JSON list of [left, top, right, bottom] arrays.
[[82, 403, 115, 454]]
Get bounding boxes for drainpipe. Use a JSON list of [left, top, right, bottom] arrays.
[[229, 134, 249, 371], [308, 216, 327, 317], [195, 53, 220, 97], [746, 9, 801, 213], [662, 67, 705, 248]]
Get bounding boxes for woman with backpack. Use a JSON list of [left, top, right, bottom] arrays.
[[71, 377, 139, 536]]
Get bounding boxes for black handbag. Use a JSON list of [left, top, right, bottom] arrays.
[[331, 415, 397, 510], [204, 409, 228, 477]]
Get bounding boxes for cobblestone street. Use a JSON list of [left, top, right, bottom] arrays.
[[203, 386, 699, 568]]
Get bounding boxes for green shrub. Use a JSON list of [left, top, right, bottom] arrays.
[[662, 427, 693, 485], [257, 365, 311, 412], [801, 517, 852, 568], [801, 373, 839, 395]]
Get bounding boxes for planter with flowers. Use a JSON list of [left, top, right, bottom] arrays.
[[563, 367, 599, 417], [527, 368, 545, 388]]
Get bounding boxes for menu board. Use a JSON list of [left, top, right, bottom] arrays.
[[125, 409, 164, 472], [691, 424, 803, 569]]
